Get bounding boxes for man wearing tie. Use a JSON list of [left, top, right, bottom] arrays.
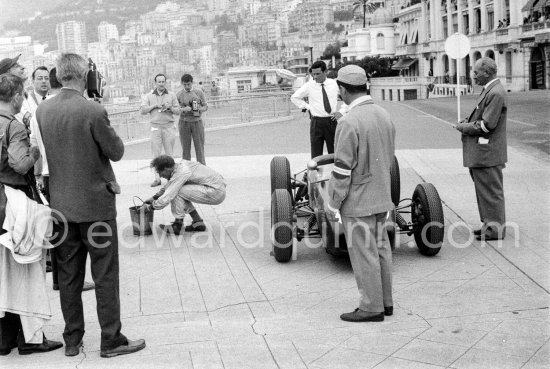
[[455, 57, 508, 241], [291, 61, 340, 158]]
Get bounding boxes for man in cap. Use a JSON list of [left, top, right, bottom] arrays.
[[325, 65, 395, 323], [0, 73, 63, 356], [0, 55, 27, 81]]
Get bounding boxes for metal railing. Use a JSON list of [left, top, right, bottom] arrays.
[[106, 92, 295, 142]]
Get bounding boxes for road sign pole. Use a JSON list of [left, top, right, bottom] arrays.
[[445, 33, 471, 124], [457, 57, 461, 123]]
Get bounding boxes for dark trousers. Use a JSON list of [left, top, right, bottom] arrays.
[[53, 219, 126, 350], [179, 119, 206, 165], [469, 165, 506, 237], [43, 176, 58, 286], [0, 312, 20, 350], [310, 116, 337, 159]]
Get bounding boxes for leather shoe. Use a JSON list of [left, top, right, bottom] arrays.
[[100, 338, 146, 358], [159, 221, 184, 235], [65, 341, 82, 357], [384, 306, 393, 316], [83, 281, 95, 291], [18, 339, 63, 355], [476, 234, 504, 241], [150, 179, 161, 187], [0, 341, 17, 356], [184, 221, 206, 232], [340, 308, 384, 322]]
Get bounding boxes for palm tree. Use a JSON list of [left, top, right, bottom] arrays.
[[352, 0, 379, 28]]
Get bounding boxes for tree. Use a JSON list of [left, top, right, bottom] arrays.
[[337, 56, 398, 78], [334, 10, 354, 22], [353, 0, 378, 28], [322, 42, 341, 60]]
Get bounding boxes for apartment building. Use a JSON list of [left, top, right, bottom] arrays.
[[56, 21, 87, 56], [361, 0, 550, 101], [288, 0, 334, 36]]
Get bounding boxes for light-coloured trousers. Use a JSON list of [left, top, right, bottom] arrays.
[[171, 183, 226, 218], [151, 126, 176, 157], [179, 119, 206, 165], [342, 212, 393, 313], [151, 126, 176, 180]]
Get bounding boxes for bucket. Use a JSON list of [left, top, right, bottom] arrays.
[[129, 196, 154, 236]]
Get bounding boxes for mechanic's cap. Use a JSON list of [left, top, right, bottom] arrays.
[[0, 54, 21, 75], [336, 65, 367, 86]]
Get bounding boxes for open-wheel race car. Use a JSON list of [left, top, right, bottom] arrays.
[[270, 154, 445, 263]]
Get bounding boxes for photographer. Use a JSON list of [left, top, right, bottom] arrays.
[[176, 74, 208, 165], [140, 73, 181, 187]]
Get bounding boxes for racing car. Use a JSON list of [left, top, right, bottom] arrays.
[[270, 154, 444, 263]]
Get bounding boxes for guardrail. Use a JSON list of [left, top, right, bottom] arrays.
[[106, 92, 295, 142]]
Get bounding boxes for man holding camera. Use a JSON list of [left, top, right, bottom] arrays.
[[177, 74, 208, 165], [140, 73, 182, 187]]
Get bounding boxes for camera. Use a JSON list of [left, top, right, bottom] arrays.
[[192, 99, 200, 117]]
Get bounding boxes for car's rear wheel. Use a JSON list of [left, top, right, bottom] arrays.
[[412, 183, 444, 256], [271, 189, 294, 262], [270, 156, 291, 197], [390, 155, 400, 207], [386, 207, 397, 251]]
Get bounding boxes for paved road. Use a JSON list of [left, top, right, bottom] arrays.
[[2, 91, 548, 369], [398, 90, 550, 159], [122, 91, 549, 161]]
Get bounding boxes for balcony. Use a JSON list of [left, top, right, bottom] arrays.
[[522, 20, 550, 34], [371, 76, 419, 86], [395, 44, 418, 56], [496, 28, 509, 36]]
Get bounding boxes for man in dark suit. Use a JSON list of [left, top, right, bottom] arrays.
[[456, 57, 507, 241], [36, 53, 145, 358]]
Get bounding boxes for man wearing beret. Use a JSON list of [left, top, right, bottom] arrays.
[[326, 65, 395, 322]]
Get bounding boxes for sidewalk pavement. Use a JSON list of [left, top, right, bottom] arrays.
[[1, 128, 549, 368]]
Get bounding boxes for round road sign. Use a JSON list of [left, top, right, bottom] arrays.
[[444, 33, 471, 59]]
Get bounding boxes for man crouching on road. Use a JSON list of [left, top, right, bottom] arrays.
[[143, 155, 226, 234]]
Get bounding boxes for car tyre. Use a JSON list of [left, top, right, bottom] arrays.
[[386, 207, 397, 251], [271, 189, 294, 262], [270, 156, 292, 197], [412, 183, 444, 256], [390, 155, 400, 207]]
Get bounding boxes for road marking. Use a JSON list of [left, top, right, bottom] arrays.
[[523, 130, 550, 135], [400, 103, 539, 128], [396, 103, 456, 127], [509, 119, 537, 127]]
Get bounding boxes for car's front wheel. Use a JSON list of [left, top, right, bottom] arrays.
[[271, 189, 294, 262], [412, 183, 444, 256]]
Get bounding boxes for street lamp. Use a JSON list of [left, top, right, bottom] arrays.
[[308, 32, 314, 64]]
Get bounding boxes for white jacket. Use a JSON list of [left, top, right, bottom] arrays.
[[0, 186, 53, 264]]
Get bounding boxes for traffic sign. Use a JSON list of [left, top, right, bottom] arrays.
[[445, 33, 471, 59]]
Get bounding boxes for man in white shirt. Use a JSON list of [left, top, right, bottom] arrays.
[[20, 66, 50, 120], [291, 61, 340, 158]]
